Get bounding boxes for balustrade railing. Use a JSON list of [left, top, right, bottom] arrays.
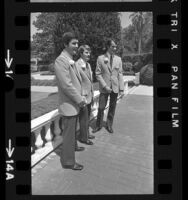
[[31, 77, 135, 167]]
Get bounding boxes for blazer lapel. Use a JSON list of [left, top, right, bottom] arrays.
[[60, 51, 82, 84], [73, 64, 82, 84], [86, 63, 92, 82], [111, 55, 116, 70], [77, 58, 92, 82]]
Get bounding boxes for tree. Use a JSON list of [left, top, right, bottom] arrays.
[[141, 12, 153, 53], [53, 12, 122, 73], [121, 12, 153, 72], [123, 12, 153, 55], [129, 12, 145, 55], [121, 24, 137, 54], [31, 12, 122, 74], [31, 13, 57, 63]]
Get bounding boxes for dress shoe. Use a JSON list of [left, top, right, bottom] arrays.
[[106, 126, 114, 133], [63, 162, 84, 170], [92, 127, 102, 133], [79, 140, 93, 145], [88, 134, 95, 139], [75, 146, 85, 151]]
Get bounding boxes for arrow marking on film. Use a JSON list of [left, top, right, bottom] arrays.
[[5, 49, 13, 69], [6, 139, 15, 158]]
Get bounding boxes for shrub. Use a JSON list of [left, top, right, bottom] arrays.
[[31, 64, 38, 72], [123, 71, 135, 76], [31, 77, 57, 86], [122, 53, 153, 73], [133, 61, 144, 73], [40, 71, 55, 76], [38, 64, 49, 72], [31, 76, 35, 82], [123, 62, 133, 71], [128, 80, 136, 87], [48, 63, 55, 73], [140, 64, 153, 85]]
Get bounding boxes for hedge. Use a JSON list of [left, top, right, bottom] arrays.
[[31, 77, 57, 86], [123, 71, 135, 76], [40, 71, 55, 76], [140, 64, 153, 85], [122, 53, 153, 73]]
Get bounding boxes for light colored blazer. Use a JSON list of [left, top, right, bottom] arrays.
[[75, 58, 93, 104], [95, 53, 124, 93], [54, 50, 83, 116]]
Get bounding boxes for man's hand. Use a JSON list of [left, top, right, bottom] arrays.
[[79, 96, 87, 108], [104, 86, 112, 93], [119, 90, 124, 99]]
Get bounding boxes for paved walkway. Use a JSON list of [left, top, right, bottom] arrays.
[[32, 85, 153, 195]]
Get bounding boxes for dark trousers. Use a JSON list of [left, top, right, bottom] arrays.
[[96, 92, 118, 128], [79, 103, 91, 142], [60, 115, 78, 167]]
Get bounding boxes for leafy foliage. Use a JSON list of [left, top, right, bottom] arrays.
[[31, 12, 122, 73], [140, 64, 153, 85], [122, 53, 153, 73], [31, 13, 57, 62], [31, 77, 57, 86], [53, 12, 122, 75], [31, 12, 153, 77], [122, 12, 153, 56]]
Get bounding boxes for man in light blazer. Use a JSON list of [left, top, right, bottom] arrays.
[[93, 39, 124, 134], [54, 32, 86, 170], [75, 45, 95, 145]]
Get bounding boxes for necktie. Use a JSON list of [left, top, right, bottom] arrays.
[[110, 55, 113, 68], [85, 62, 91, 79]]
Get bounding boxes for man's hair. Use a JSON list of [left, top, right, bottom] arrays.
[[62, 32, 78, 47], [104, 38, 117, 53], [78, 45, 91, 57], [105, 39, 114, 49]]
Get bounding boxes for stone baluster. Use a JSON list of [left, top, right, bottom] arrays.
[[45, 122, 53, 142], [124, 81, 129, 95], [135, 72, 140, 86], [91, 96, 99, 119], [95, 96, 99, 109], [31, 147, 34, 154], [34, 127, 43, 149], [54, 117, 62, 142], [106, 98, 110, 108]]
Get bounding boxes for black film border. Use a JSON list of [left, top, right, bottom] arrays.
[[4, 0, 182, 199]]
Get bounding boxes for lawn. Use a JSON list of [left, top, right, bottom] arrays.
[[31, 93, 59, 120], [31, 82, 99, 120], [31, 81, 137, 120], [31, 92, 53, 103]]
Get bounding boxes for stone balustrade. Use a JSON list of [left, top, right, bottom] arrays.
[[31, 76, 135, 167]]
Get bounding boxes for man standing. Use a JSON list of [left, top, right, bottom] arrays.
[[54, 32, 86, 170], [93, 39, 124, 134], [75, 45, 95, 145]]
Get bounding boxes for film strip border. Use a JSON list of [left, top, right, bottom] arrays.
[[4, 0, 182, 199], [155, 1, 182, 199]]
